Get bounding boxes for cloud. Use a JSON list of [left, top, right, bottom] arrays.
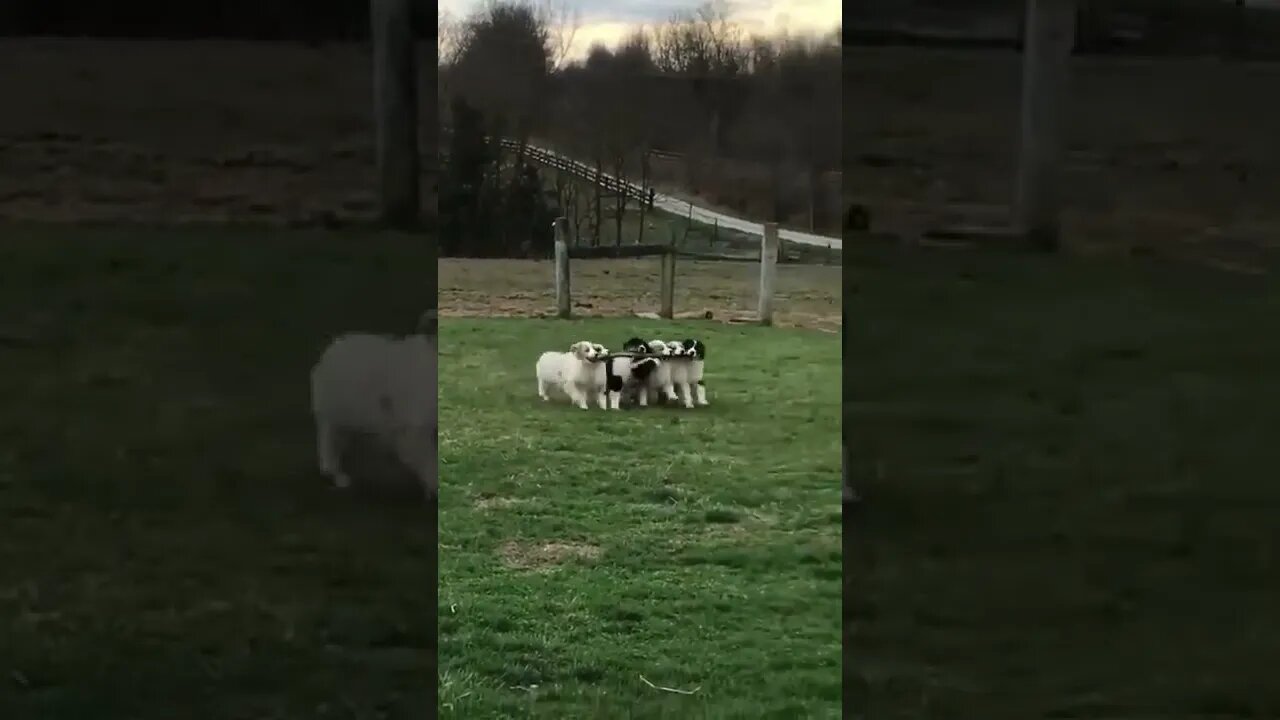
[[442, 0, 841, 60]]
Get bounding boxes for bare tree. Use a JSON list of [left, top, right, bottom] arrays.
[[541, 0, 580, 70], [652, 0, 749, 77], [438, 9, 460, 67], [615, 27, 655, 74], [553, 166, 586, 245], [570, 29, 658, 247]]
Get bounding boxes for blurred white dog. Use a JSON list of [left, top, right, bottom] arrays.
[[309, 315, 437, 501], [535, 340, 607, 409]]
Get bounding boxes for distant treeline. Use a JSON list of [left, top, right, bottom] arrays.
[[0, 0, 429, 40], [847, 1, 1280, 59]]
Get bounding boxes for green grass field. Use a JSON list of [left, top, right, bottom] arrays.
[[848, 245, 1280, 718], [438, 318, 842, 717], [0, 226, 435, 718]]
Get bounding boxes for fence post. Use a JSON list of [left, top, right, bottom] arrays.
[[659, 242, 676, 320], [370, 0, 419, 227], [758, 223, 779, 326], [1016, 0, 1076, 252], [554, 218, 571, 319]]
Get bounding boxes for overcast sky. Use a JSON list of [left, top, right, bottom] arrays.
[[439, 0, 842, 60]]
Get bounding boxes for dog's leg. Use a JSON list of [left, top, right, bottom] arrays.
[[538, 378, 551, 401], [392, 427, 437, 503], [596, 390, 609, 410], [567, 385, 589, 410], [316, 421, 351, 488], [607, 390, 622, 410], [696, 381, 709, 406], [662, 382, 677, 403], [638, 387, 649, 407], [677, 382, 694, 409]]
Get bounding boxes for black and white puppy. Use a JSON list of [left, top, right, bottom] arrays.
[[601, 352, 661, 410], [679, 338, 709, 406], [645, 339, 683, 406], [661, 340, 696, 408], [621, 337, 680, 406], [619, 337, 654, 407]]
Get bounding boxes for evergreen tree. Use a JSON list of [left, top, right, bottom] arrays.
[[440, 95, 490, 256]]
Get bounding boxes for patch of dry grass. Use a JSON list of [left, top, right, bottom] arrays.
[[497, 541, 604, 571], [846, 47, 1280, 257], [0, 39, 433, 224], [438, 257, 842, 330]]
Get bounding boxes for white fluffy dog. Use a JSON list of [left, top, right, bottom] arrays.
[[310, 326, 437, 501], [536, 340, 607, 409]]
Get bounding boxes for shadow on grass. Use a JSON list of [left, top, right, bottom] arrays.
[[847, 244, 1280, 718], [0, 224, 436, 718]]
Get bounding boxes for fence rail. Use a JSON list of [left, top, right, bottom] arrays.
[[552, 216, 781, 326], [441, 128, 842, 249], [566, 243, 671, 260], [440, 128, 652, 206], [500, 139, 652, 207]]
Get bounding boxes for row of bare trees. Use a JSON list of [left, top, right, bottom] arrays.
[[438, 0, 840, 255]]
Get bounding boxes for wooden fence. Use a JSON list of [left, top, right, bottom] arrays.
[[551, 216, 781, 326], [442, 130, 836, 261], [439, 129, 655, 207], [501, 140, 653, 208]]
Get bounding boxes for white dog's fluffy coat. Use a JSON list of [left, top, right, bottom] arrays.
[[536, 341, 607, 409], [601, 354, 661, 409], [619, 336, 708, 409], [680, 338, 709, 406], [639, 339, 680, 407], [661, 340, 697, 408], [310, 331, 437, 500]]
